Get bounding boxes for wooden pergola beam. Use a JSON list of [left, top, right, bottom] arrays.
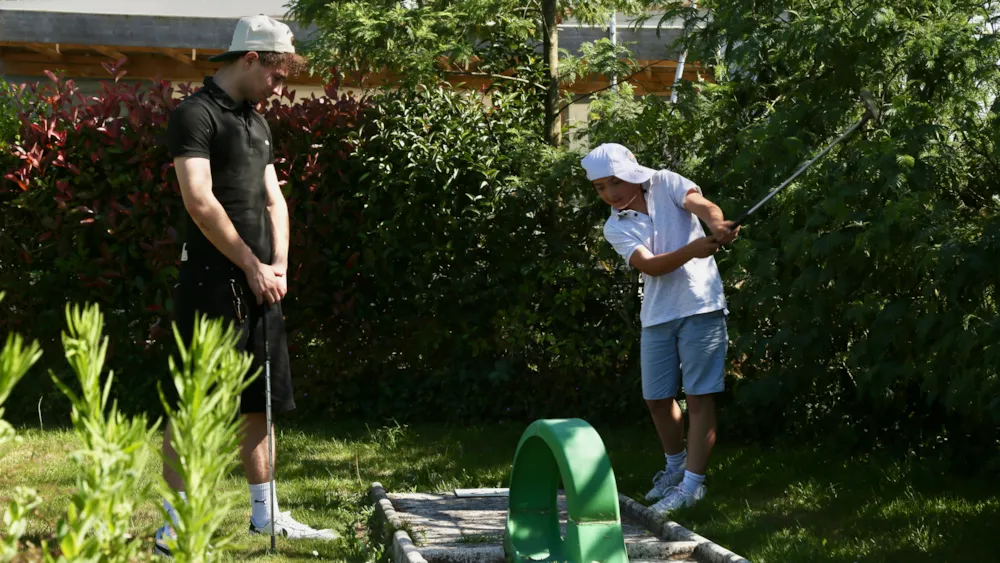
[[156, 48, 194, 65], [0, 52, 219, 82], [0, 41, 707, 95], [92, 46, 128, 61], [0, 42, 224, 58], [22, 43, 62, 60]]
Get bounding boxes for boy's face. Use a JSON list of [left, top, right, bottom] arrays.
[[592, 176, 643, 210]]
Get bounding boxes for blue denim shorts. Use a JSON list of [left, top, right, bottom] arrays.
[[640, 309, 728, 400]]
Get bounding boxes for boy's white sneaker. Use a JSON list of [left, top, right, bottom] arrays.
[[249, 511, 339, 540], [645, 465, 686, 502], [650, 484, 706, 514]]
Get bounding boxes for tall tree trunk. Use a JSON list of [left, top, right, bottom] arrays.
[[542, 0, 561, 146]]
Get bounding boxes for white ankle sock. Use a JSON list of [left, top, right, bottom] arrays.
[[679, 470, 705, 494], [665, 450, 687, 472], [249, 481, 278, 526], [163, 491, 187, 530]]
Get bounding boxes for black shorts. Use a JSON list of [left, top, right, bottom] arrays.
[[169, 261, 296, 415]]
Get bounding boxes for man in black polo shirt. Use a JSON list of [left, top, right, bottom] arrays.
[[156, 15, 335, 555]]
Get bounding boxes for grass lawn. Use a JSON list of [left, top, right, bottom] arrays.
[[1, 419, 998, 562]]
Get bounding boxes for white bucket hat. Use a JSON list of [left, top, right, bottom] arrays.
[[209, 15, 296, 62], [580, 143, 657, 184]]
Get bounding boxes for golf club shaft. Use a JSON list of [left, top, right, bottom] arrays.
[[731, 116, 866, 229], [263, 305, 275, 550]]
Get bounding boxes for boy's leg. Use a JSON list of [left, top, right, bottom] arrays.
[[640, 320, 687, 502], [156, 271, 229, 555], [645, 397, 684, 455], [240, 297, 291, 529], [678, 309, 727, 474], [241, 412, 281, 529], [684, 393, 717, 475], [650, 310, 727, 513]]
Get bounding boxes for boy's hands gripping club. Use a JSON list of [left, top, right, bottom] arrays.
[[707, 220, 740, 245], [684, 189, 740, 248], [682, 219, 739, 260], [686, 235, 723, 258]]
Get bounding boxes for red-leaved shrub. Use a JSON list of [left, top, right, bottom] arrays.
[[0, 62, 369, 419]]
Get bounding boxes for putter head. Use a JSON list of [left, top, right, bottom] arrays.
[[859, 89, 881, 123]]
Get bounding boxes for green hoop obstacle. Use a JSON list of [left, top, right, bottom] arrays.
[[503, 418, 629, 563]]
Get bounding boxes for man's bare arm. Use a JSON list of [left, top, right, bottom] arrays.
[[264, 164, 289, 273], [175, 156, 258, 271], [175, 156, 280, 304]]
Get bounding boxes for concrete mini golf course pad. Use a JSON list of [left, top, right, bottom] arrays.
[[369, 419, 749, 563]]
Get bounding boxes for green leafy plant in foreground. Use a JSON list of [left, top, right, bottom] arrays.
[[0, 291, 44, 561], [155, 314, 257, 562], [0, 298, 251, 562], [45, 303, 160, 562]]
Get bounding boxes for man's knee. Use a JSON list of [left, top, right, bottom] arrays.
[[241, 412, 267, 429]]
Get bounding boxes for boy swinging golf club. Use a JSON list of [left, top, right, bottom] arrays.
[[155, 15, 337, 557], [582, 143, 738, 514], [583, 92, 880, 514]]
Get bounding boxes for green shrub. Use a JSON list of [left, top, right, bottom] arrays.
[[1, 66, 649, 426], [48, 303, 158, 561], [157, 314, 257, 561], [287, 84, 645, 422], [0, 79, 18, 149], [0, 297, 252, 561]]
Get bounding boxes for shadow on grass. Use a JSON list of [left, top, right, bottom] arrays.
[[648, 444, 1000, 563], [269, 420, 999, 563], [12, 418, 995, 563]]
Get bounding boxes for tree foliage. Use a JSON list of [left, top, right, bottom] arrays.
[[288, 0, 649, 82], [286, 0, 657, 144]]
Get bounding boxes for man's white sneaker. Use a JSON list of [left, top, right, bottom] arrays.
[[153, 525, 176, 558], [249, 511, 340, 541], [650, 485, 706, 514], [644, 465, 686, 502]]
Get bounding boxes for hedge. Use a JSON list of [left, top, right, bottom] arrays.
[[0, 71, 647, 427]]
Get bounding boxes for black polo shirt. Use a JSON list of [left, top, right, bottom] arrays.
[[167, 76, 275, 269]]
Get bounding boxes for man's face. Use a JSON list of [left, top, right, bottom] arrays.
[[592, 176, 642, 210], [241, 54, 288, 103]]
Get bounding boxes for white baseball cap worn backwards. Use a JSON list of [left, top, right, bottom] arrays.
[[209, 14, 296, 62], [580, 143, 657, 184]]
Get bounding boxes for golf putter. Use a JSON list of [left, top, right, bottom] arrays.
[[729, 90, 881, 229], [263, 306, 276, 551]]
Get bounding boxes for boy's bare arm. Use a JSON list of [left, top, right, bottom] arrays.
[[683, 189, 740, 244], [629, 237, 720, 277]]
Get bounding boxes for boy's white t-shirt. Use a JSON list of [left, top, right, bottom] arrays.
[[603, 170, 727, 328]]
